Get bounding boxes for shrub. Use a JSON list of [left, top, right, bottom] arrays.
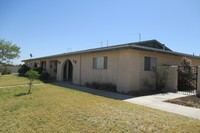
[[40, 72, 52, 82], [18, 64, 30, 76], [0, 66, 11, 75], [143, 65, 169, 91], [85, 82, 116, 92], [25, 70, 40, 94], [152, 65, 169, 91], [178, 57, 197, 91]]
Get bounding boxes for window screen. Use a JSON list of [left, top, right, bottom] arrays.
[[144, 57, 157, 71], [93, 56, 108, 69]]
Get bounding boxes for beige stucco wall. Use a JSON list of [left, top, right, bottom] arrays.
[[80, 51, 119, 85], [24, 49, 200, 94], [164, 66, 178, 92], [116, 50, 141, 93], [79, 50, 141, 93]]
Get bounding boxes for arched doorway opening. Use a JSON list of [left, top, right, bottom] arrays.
[[34, 62, 38, 68], [63, 60, 73, 81]]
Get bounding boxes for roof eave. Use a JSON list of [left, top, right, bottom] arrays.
[[22, 46, 200, 62], [22, 40, 200, 62]]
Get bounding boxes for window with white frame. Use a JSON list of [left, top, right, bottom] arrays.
[[144, 57, 157, 71], [93, 56, 107, 69]]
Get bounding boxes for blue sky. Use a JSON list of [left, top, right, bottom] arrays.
[[0, 0, 200, 64]]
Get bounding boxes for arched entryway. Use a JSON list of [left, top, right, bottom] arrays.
[[34, 62, 38, 68], [63, 60, 73, 81]]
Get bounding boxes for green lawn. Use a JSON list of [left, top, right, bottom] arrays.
[[0, 75, 200, 132], [0, 74, 42, 86]]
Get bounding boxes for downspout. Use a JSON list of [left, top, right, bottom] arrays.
[[79, 54, 82, 85]]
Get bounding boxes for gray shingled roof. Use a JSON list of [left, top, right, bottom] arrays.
[[22, 39, 200, 62]]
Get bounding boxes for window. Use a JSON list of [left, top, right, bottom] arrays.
[[41, 61, 46, 69], [144, 57, 157, 71], [93, 56, 107, 69]]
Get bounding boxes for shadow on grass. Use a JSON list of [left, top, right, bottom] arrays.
[[51, 82, 171, 100], [51, 81, 134, 100], [15, 92, 30, 97]]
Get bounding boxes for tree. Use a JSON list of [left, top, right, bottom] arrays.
[[25, 70, 40, 94], [0, 66, 11, 75], [178, 57, 196, 91], [0, 39, 20, 65], [143, 64, 169, 91]]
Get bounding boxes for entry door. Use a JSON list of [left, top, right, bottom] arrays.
[[64, 61, 73, 81]]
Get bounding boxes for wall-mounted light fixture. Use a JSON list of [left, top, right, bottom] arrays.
[[73, 60, 77, 64]]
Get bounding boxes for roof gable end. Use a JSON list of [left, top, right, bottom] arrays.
[[133, 40, 172, 51]]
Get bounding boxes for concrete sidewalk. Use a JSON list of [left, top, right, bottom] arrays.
[[0, 83, 43, 89], [124, 93, 200, 120]]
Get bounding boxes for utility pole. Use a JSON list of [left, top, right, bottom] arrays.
[[67, 48, 72, 52]]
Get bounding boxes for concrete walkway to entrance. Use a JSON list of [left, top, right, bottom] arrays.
[[53, 82, 200, 120], [0, 83, 43, 89], [124, 93, 200, 120]]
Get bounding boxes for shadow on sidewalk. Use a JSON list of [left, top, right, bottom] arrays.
[[51, 81, 134, 100]]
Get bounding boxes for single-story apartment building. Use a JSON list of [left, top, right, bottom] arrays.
[[23, 40, 200, 94]]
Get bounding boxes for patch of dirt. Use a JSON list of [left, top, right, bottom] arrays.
[[165, 95, 200, 109]]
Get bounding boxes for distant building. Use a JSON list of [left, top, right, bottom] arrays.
[[0, 63, 20, 74]]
